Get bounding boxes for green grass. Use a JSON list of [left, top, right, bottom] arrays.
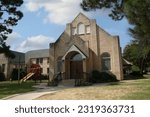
[[1, 75, 150, 100], [0, 81, 36, 99], [121, 74, 150, 100], [37, 74, 150, 100]]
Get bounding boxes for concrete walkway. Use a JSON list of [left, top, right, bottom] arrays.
[[3, 82, 113, 100], [3, 83, 73, 100]]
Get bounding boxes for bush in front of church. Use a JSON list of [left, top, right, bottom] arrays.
[[91, 70, 118, 83], [0, 72, 5, 81], [48, 78, 58, 86]]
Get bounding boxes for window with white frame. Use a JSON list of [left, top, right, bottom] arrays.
[[77, 23, 85, 34]]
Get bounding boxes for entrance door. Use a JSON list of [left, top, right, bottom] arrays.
[[70, 61, 83, 79]]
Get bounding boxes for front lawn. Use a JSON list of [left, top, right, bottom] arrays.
[[122, 74, 150, 99], [36, 75, 150, 100], [0, 81, 36, 99]]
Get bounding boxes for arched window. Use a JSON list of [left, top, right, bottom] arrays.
[[101, 52, 111, 71], [77, 23, 85, 34], [70, 53, 82, 61]]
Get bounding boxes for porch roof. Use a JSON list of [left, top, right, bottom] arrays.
[[62, 45, 87, 60]]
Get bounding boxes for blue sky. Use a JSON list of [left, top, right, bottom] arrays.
[[7, 0, 132, 52]]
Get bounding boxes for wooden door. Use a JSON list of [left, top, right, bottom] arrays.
[[70, 61, 83, 79]]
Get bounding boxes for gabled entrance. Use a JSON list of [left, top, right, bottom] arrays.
[[61, 45, 87, 80], [65, 51, 83, 79]]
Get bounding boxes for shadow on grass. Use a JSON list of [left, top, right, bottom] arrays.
[[108, 82, 121, 86], [124, 75, 147, 80], [105, 74, 150, 87]]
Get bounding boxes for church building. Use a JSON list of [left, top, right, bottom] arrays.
[[49, 13, 123, 82]]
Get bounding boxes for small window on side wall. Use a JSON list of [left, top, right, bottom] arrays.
[[40, 58, 43, 64], [101, 52, 111, 71], [36, 58, 39, 64]]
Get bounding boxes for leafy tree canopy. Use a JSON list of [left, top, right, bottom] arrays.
[[0, 0, 23, 58], [81, 0, 150, 73], [81, 0, 150, 42], [123, 41, 150, 73], [125, 0, 150, 46], [81, 0, 125, 20], [124, 0, 150, 72]]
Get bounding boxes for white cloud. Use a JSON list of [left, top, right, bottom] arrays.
[[6, 32, 23, 50], [7, 32, 22, 44], [25, 0, 86, 25], [16, 35, 54, 52]]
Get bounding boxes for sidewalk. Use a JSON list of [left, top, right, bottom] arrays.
[[3, 82, 113, 100], [3, 83, 73, 100]]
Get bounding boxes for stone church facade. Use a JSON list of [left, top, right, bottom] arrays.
[[49, 13, 123, 81]]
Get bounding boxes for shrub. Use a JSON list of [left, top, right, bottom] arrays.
[[130, 71, 143, 77], [75, 78, 92, 86], [11, 69, 26, 80], [40, 75, 48, 80], [11, 69, 18, 80], [100, 72, 118, 82], [130, 65, 143, 77], [48, 78, 58, 86], [132, 65, 140, 72], [47, 74, 61, 86], [91, 70, 101, 83], [0, 72, 5, 81], [32, 74, 48, 83], [91, 70, 118, 83]]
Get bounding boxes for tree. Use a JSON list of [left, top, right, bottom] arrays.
[[124, 0, 150, 74], [123, 41, 150, 74], [0, 0, 23, 58], [124, 0, 150, 46], [81, 0, 125, 20], [81, 0, 150, 74], [80, 0, 150, 43]]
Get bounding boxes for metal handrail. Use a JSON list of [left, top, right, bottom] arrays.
[[52, 72, 90, 86]]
